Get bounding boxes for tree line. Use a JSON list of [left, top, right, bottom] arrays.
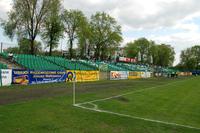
[[1, 0, 191, 68], [125, 38, 175, 67], [177, 45, 200, 70]]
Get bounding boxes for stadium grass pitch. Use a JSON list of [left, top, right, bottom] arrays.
[[0, 77, 200, 133]]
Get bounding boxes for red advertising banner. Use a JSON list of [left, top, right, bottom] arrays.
[[118, 57, 137, 63]]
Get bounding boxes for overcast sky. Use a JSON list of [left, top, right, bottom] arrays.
[[1, 0, 200, 65]]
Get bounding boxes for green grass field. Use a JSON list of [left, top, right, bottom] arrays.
[[0, 77, 200, 133]]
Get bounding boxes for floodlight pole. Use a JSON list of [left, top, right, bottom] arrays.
[[73, 59, 77, 106], [73, 79, 76, 105]]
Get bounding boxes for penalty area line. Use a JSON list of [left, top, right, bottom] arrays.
[[74, 104, 200, 131]]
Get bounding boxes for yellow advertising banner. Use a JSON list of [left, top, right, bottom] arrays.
[[178, 72, 192, 76], [66, 70, 99, 82], [128, 71, 142, 79]]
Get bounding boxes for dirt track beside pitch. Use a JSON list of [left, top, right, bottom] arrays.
[[0, 78, 185, 105]]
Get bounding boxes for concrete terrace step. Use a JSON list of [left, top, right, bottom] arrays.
[[0, 56, 23, 69]]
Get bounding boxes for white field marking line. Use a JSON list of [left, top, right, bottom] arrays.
[[77, 78, 194, 106], [89, 102, 98, 110], [74, 77, 200, 130], [74, 104, 200, 131]]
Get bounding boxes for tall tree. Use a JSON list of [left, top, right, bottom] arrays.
[[77, 19, 92, 59], [157, 44, 175, 67], [90, 12, 123, 60], [149, 41, 159, 65], [134, 38, 151, 63], [42, 0, 63, 56], [61, 9, 87, 59], [125, 38, 151, 63], [125, 42, 138, 58], [125, 38, 175, 66], [18, 38, 42, 54], [179, 45, 200, 70], [1, 0, 54, 54]]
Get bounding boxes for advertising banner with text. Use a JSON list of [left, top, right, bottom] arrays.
[[66, 70, 99, 82], [110, 71, 128, 80], [0, 69, 12, 86], [141, 72, 152, 78], [128, 71, 142, 79], [12, 70, 29, 85], [29, 70, 67, 84], [12, 70, 67, 85]]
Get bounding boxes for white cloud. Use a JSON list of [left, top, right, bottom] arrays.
[[62, 0, 200, 30], [123, 36, 136, 46], [174, 23, 199, 32], [2, 0, 200, 31], [0, 0, 12, 19]]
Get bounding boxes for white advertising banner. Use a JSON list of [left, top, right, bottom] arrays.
[[110, 71, 128, 80], [141, 72, 152, 78], [147, 72, 152, 78], [1, 69, 12, 86]]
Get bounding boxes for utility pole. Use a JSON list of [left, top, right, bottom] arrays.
[[0, 42, 3, 53]]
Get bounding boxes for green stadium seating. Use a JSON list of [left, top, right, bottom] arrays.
[[14, 54, 64, 70], [0, 62, 8, 69], [79, 60, 128, 71], [41, 56, 97, 70], [0, 53, 153, 72], [0, 52, 9, 59], [116, 63, 151, 72]]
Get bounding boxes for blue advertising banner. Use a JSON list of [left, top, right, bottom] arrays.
[[12, 70, 67, 85], [29, 70, 67, 84], [12, 70, 29, 85]]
